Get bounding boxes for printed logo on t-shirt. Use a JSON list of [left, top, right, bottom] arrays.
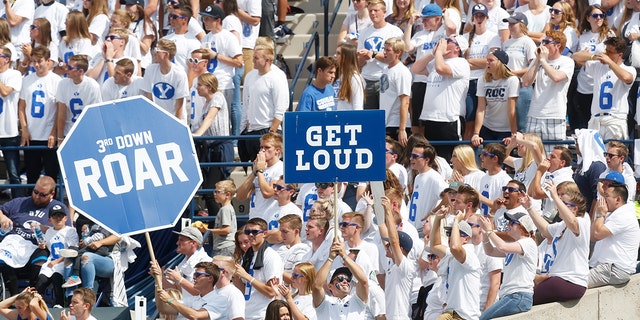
[[152, 82, 176, 100], [380, 74, 389, 93], [364, 36, 385, 53]]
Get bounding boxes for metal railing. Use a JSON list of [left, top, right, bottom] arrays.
[[323, 0, 345, 56], [288, 30, 320, 111]]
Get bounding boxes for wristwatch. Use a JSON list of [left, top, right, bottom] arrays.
[[105, 59, 114, 63], [254, 169, 264, 176]]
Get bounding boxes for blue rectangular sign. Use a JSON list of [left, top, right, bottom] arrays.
[[283, 110, 386, 183]]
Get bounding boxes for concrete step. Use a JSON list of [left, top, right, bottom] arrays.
[[287, 13, 319, 35]]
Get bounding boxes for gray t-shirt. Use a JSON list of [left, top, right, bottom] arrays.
[[213, 204, 236, 250]]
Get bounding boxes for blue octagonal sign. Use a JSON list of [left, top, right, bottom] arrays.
[[57, 96, 202, 236]]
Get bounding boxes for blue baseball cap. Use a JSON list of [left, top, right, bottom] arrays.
[[422, 4, 443, 17]]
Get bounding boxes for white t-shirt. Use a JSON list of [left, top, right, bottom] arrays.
[[540, 166, 575, 215], [88, 14, 110, 45], [56, 77, 103, 135], [528, 55, 574, 119], [295, 183, 317, 223], [101, 76, 144, 102], [357, 23, 404, 81], [465, 30, 501, 80], [463, 170, 485, 192], [486, 6, 509, 34], [576, 30, 608, 94], [420, 57, 470, 122], [380, 62, 411, 128], [20, 72, 61, 141], [162, 32, 201, 73], [389, 162, 408, 194], [244, 247, 283, 320], [267, 202, 302, 231], [222, 14, 242, 38], [293, 294, 317, 320], [409, 168, 448, 228], [546, 216, 591, 287], [141, 63, 189, 122], [129, 18, 156, 69], [589, 203, 640, 274], [563, 26, 580, 54], [442, 245, 481, 320], [479, 170, 511, 216], [586, 60, 636, 118], [39, 226, 78, 276], [281, 242, 310, 274], [0, 0, 34, 47], [472, 244, 503, 309], [342, 11, 373, 38], [502, 35, 537, 73], [514, 5, 550, 33], [59, 38, 94, 64], [241, 68, 289, 131], [410, 28, 446, 83], [34, 1, 68, 44], [0, 68, 22, 138], [248, 160, 283, 221], [499, 237, 537, 296], [316, 293, 367, 320], [334, 73, 365, 111], [384, 256, 415, 319], [203, 284, 245, 320], [476, 75, 519, 132], [202, 29, 243, 90], [366, 282, 386, 320], [237, 0, 261, 49]]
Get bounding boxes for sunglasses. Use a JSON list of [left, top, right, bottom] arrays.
[[427, 253, 438, 260], [315, 182, 334, 189], [30, 24, 40, 30], [67, 65, 83, 71], [385, 149, 396, 155], [244, 229, 266, 236], [333, 275, 350, 283], [603, 152, 619, 158], [273, 184, 292, 191], [549, 8, 563, 14], [169, 13, 188, 20], [193, 271, 212, 279], [153, 48, 168, 54], [508, 219, 521, 226], [32, 189, 51, 197], [480, 151, 496, 158], [468, 223, 481, 228], [446, 37, 459, 47], [105, 35, 124, 41], [445, 229, 469, 237], [410, 153, 427, 159], [590, 13, 606, 19], [501, 186, 521, 193], [292, 273, 304, 279], [188, 57, 206, 64], [0, 54, 8, 59], [541, 38, 559, 45], [562, 201, 577, 207], [339, 221, 359, 228]]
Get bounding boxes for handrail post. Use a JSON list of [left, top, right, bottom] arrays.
[[323, 0, 329, 56]]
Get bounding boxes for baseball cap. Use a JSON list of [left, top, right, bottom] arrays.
[[503, 12, 528, 25], [491, 49, 510, 66], [472, 3, 488, 16], [330, 267, 352, 283], [173, 226, 203, 245], [421, 4, 443, 17], [200, 5, 225, 19], [383, 231, 414, 252], [598, 171, 626, 185], [123, 0, 143, 6], [505, 212, 536, 233], [448, 34, 469, 53], [444, 221, 473, 237], [49, 204, 66, 217]]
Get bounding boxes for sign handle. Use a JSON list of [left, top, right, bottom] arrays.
[[146, 232, 163, 290], [333, 178, 339, 242]]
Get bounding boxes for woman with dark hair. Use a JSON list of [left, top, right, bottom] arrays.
[[333, 42, 365, 110], [265, 299, 291, 320]]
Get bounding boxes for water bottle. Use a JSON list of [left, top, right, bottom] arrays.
[[81, 224, 91, 243], [31, 222, 46, 245], [0, 221, 12, 236]]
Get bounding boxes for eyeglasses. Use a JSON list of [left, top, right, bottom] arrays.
[[468, 223, 481, 228], [333, 275, 350, 283], [339, 221, 359, 228], [32, 189, 51, 198], [213, 189, 227, 194], [292, 273, 304, 279], [410, 153, 427, 159], [273, 184, 292, 191], [169, 13, 188, 20], [427, 253, 438, 260], [549, 8, 563, 15], [590, 13, 606, 19], [445, 229, 469, 237], [562, 201, 577, 207], [153, 48, 168, 54], [188, 57, 206, 64], [30, 24, 40, 30], [541, 38, 559, 45], [105, 35, 124, 41], [480, 151, 496, 158], [243, 229, 266, 236], [193, 271, 212, 279], [603, 152, 620, 158], [67, 65, 83, 71], [385, 149, 396, 155], [315, 182, 334, 189], [218, 267, 225, 272], [501, 186, 521, 193]]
